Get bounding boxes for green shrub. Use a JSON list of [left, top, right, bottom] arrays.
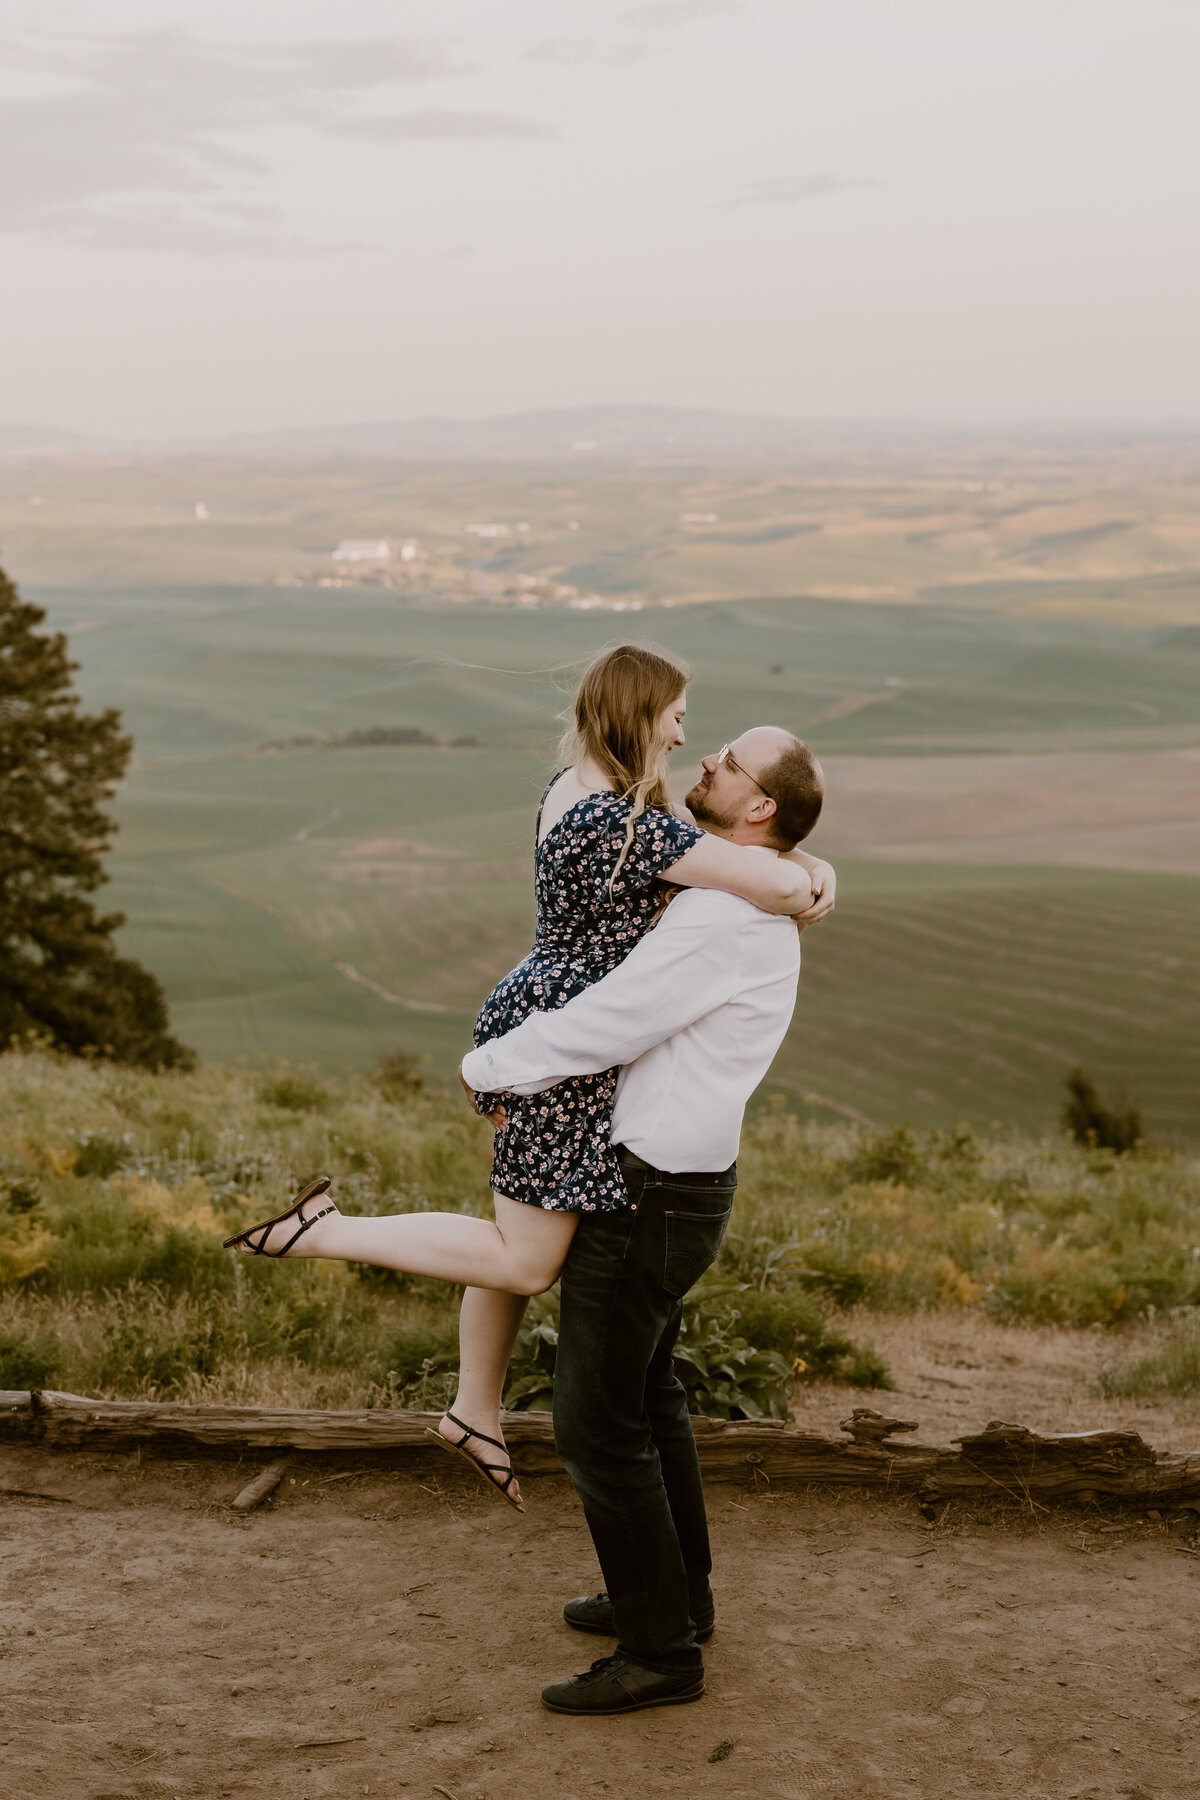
[[499, 1284, 840, 1420], [671, 1285, 795, 1419], [38, 1195, 236, 1299], [732, 1290, 892, 1389], [1097, 1315, 1200, 1399], [72, 1132, 130, 1179], [259, 1073, 328, 1113], [846, 1125, 929, 1187], [374, 1052, 426, 1103], [367, 1355, 460, 1413], [3, 1179, 42, 1214], [1062, 1067, 1142, 1154], [96, 1288, 228, 1396], [375, 1321, 461, 1388], [0, 1323, 60, 1389]]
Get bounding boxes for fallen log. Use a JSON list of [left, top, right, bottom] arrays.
[[231, 1458, 292, 1513], [1, 1392, 1198, 1505], [936, 1421, 1200, 1507]]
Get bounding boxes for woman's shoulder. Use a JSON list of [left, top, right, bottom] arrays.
[[578, 793, 694, 836]]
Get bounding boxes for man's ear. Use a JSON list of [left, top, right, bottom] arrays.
[[747, 795, 777, 828]]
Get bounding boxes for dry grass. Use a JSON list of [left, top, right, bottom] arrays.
[[3, 1050, 1200, 1414]]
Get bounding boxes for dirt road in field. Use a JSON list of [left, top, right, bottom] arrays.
[[3, 1436, 1199, 1800]]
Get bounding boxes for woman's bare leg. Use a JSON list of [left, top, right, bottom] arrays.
[[235, 1191, 577, 1298], [234, 1189, 576, 1503], [440, 1287, 531, 1504]]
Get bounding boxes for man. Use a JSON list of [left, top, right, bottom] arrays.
[[459, 727, 831, 1715]]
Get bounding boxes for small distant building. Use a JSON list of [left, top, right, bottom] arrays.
[[333, 539, 391, 563], [568, 595, 644, 612], [195, 501, 209, 521], [466, 522, 511, 538]]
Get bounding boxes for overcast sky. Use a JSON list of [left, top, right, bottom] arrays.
[[2, 0, 1197, 436]]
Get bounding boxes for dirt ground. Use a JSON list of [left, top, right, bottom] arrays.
[[794, 1310, 1200, 1451], [4, 1324, 1200, 1800]]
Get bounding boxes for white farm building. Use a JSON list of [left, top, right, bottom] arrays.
[[332, 539, 391, 563]]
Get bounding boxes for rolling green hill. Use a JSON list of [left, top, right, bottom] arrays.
[[20, 582, 1195, 1139]]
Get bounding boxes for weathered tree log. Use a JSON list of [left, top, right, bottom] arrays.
[[231, 1459, 292, 1513], [1, 1392, 1198, 1504], [0, 1390, 31, 1435], [932, 1422, 1200, 1507], [840, 1408, 920, 1445]]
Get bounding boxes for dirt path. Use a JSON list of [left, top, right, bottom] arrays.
[[794, 1310, 1200, 1450], [3, 1441, 1199, 1800]]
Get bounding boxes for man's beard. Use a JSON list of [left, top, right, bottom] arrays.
[[685, 780, 739, 832]]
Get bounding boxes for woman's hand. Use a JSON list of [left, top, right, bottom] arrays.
[[791, 858, 836, 931], [459, 1061, 509, 1132]]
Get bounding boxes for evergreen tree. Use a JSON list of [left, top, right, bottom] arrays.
[[0, 565, 194, 1069]]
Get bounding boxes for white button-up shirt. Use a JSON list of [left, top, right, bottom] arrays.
[[460, 878, 801, 1173]]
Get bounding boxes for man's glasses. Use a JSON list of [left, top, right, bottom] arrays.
[[715, 743, 777, 803]]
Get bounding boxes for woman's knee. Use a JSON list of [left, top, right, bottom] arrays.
[[493, 1196, 574, 1297], [507, 1259, 559, 1298]]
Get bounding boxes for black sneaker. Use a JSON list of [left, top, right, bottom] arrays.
[[541, 1654, 705, 1716], [563, 1591, 714, 1644]]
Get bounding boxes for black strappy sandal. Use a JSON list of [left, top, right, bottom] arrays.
[[222, 1175, 338, 1257], [425, 1412, 525, 1514]]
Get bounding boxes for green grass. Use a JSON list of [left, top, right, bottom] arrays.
[[3, 1051, 1199, 1409], [16, 583, 1196, 1134], [106, 831, 1200, 1137], [1097, 1316, 1200, 1399], [38, 586, 1200, 765], [769, 862, 1200, 1140]]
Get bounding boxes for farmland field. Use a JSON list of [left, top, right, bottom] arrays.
[[7, 441, 1200, 1137]]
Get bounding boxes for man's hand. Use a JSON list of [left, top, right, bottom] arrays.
[[459, 1061, 509, 1132], [792, 858, 836, 931]]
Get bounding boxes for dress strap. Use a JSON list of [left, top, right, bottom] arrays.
[[535, 769, 570, 844]]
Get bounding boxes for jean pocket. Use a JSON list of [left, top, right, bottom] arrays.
[[663, 1200, 734, 1299]]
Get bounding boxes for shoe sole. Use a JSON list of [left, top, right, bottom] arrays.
[[564, 1615, 714, 1644], [541, 1679, 705, 1716]]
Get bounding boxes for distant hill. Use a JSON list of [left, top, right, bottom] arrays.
[[0, 422, 112, 456], [210, 406, 849, 458], [0, 406, 928, 460], [4, 408, 1196, 460]]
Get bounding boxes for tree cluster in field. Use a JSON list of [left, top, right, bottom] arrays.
[[1061, 1066, 1143, 1154], [0, 566, 190, 1070]]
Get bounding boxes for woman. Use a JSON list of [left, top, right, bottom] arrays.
[[225, 643, 831, 1509]]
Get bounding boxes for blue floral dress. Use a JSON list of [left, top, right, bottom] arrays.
[[472, 779, 702, 1212]]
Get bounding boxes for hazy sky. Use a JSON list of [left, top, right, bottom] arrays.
[[2, 0, 1197, 435]]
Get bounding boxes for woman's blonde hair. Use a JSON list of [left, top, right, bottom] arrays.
[[560, 641, 692, 885]]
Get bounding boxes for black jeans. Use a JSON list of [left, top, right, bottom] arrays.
[[552, 1146, 737, 1676]]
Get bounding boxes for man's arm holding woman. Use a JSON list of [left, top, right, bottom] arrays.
[[461, 890, 751, 1103]]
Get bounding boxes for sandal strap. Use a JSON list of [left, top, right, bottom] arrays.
[[442, 1413, 519, 1493], [473, 1460, 518, 1490], [249, 1202, 336, 1258], [443, 1411, 510, 1456]]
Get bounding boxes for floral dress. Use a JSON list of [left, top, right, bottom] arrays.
[[472, 779, 702, 1212]]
